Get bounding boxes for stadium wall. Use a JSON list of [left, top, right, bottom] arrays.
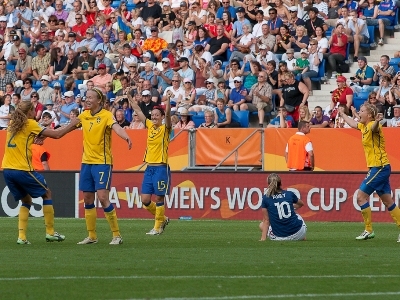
[[0, 129, 399, 171], [1, 172, 400, 222]]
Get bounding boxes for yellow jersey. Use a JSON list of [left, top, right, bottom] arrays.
[[144, 119, 171, 164], [78, 109, 116, 165], [2, 120, 44, 171], [357, 121, 389, 168]]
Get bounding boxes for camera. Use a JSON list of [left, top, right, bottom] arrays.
[[350, 77, 355, 80]]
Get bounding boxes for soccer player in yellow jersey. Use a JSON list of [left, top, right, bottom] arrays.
[[1, 102, 78, 244], [339, 103, 400, 241], [74, 88, 132, 245], [127, 90, 171, 235]]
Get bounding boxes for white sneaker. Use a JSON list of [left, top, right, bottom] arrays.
[[378, 38, 384, 46], [17, 238, 31, 245], [397, 234, 400, 243], [109, 236, 123, 245], [77, 237, 98, 244], [330, 72, 337, 79], [146, 228, 161, 235], [160, 217, 170, 234], [355, 230, 375, 240]]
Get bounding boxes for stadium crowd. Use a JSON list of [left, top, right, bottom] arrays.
[[0, 0, 399, 129]]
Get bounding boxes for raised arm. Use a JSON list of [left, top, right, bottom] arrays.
[[338, 107, 358, 129], [127, 92, 147, 124]]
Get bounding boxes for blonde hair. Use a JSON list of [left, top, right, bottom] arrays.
[[266, 173, 282, 197], [8, 101, 33, 135], [89, 88, 106, 107], [299, 104, 312, 122], [361, 103, 378, 120]]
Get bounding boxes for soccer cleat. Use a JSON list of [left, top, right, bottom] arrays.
[[17, 238, 31, 245], [355, 230, 375, 240], [378, 38, 384, 46], [46, 232, 66, 242], [109, 236, 123, 245], [397, 234, 400, 243], [160, 217, 170, 234], [77, 237, 98, 245], [146, 228, 161, 235]]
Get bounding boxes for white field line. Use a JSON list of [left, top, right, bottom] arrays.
[[1, 274, 400, 281]]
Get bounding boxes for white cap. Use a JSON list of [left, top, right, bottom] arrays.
[[233, 76, 242, 82], [64, 91, 74, 97], [183, 78, 192, 83], [40, 75, 51, 81], [142, 90, 151, 96], [143, 52, 151, 58], [300, 48, 309, 54], [259, 44, 267, 50], [162, 1, 170, 6], [0, 16, 7, 22], [289, 6, 298, 12], [161, 57, 170, 63]]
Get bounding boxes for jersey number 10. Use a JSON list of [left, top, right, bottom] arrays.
[[274, 202, 292, 219]]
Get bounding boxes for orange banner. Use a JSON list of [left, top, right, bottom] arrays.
[[195, 128, 262, 166], [0, 128, 399, 171]]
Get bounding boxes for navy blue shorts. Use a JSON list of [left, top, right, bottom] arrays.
[[79, 164, 112, 192], [359, 165, 391, 196], [142, 165, 171, 196], [3, 169, 48, 201]]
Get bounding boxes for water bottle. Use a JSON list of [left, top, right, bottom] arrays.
[[179, 216, 193, 220]]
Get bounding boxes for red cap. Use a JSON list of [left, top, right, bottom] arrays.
[[98, 63, 106, 69], [336, 75, 347, 83]]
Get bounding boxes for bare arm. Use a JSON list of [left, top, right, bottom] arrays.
[[127, 93, 147, 124], [339, 109, 358, 129], [112, 123, 132, 149], [40, 119, 79, 139], [260, 208, 269, 241]]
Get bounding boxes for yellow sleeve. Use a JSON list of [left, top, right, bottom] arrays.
[[145, 118, 152, 129]]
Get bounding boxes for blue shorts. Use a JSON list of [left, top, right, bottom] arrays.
[[359, 164, 391, 196], [79, 164, 112, 192], [142, 165, 171, 196], [3, 169, 48, 201]]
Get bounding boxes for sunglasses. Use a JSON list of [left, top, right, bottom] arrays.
[[172, 80, 179, 82], [162, 61, 168, 64], [234, 81, 241, 83], [184, 82, 191, 84], [75, 18, 82, 20], [177, 44, 183, 47], [151, 30, 157, 32], [40, 79, 48, 82], [31, 95, 38, 98], [81, 51, 88, 53], [24, 82, 30, 84], [138, 81, 144, 83]]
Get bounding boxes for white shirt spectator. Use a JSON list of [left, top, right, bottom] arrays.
[[347, 18, 369, 38], [388, 116, 400, 127], [121, 55, 138, 72], [313, 2, 328, 20], [40, 6, 56, 22], [252, 21, 268, 37], [3, 41, 14, 60], [42, 109, 59, 127], [163, 86, 185, 104], [308, 52, 323, 72], [0, 104, 11, 128], [239, 33, 256, 52]]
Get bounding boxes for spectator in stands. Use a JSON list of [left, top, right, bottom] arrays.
[[71, 13, 88, 43], [287, 6, 304, 36], [53, 0, 68, 22], [242, 71, 273, 127], [142, 26, 168, 62], [72, 47, 95, 80], [9, 35, 28, 65], [216, 0, 237, 21], [153, 57, 174, 93], [227, 76, 247, 111], [373, 55, 395, 84], [284, 48, 296, 72], [163, 74, 184, 104], [116, 44, 138, 73], [305, 7, 325, 38], [379, 88, 396, 126], [175, 108, 195, 129], [0, 58, 17, 92], [0, 93, 12, 129], [350, 56, 375, 93], [30, 91, 44, 122], [346, 10, 369, 62], [388, 105, 400, 127], [230, 23, 255, 62], [252, 10, 267, 38], [273, 25, 291, 55], [244, 60, 262, 90], [49, 47, 67, 81], [199, 110, 216, 128], [376, 75, 392, 102], [115, 108, 131, 128], [37, 75, 54, 105], [20, 78, 35, 101], [289, 25, 309, 53], [224, 59, 244, 89], [360, 0, 390, 46], [327, 24, 348, 79], [367, 91, 384, 113], [59, 91, 78, 126], [215, 98, 241, 128], [79, 28, 98, 54], [143, 80, 160, 103], [93, 49, 116, 76], [330, 75, 353, 113], [257, 44, 279, 70], [377, 0, 396, 36], [140, 0, 162, 23], [177, 78, 196, 113], [281, 72, 309, 122], [312, 26, 329, 54], [90, 64, 112, 93], [15, 48, 32, 80], [310, 106, 330, 128], [177, 57, 195, 82], [17, 1, 33, 29], [65, 32, 79, 56], [256, 24, 276, 53], [139, 90, 156, 119], [298, 105, 312, 123], [191, 57, 208, 91], [267, 106, 294, 128], [232, 7, 250, 38], [31, 44, 50, 81], [267, 8, 283, 35], [205, 25, 230, 62], [301, 45, 322, 95], [194, 27, 211, 48], [274, 0, 290, 24]]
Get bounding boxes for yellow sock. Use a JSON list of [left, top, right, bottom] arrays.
[[18, 204, 30, 240], [388, 204, 400, 228], [104, 207, 120, 237], [154, 203, 165, 231], [85, 205, 97, 240], [144, 201, 156, 216], [43, 200, 54, 235], [361, 205, 373, 232]]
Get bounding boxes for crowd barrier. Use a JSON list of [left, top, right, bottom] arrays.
[[1, 172, 399, 222], [1, 128, 399, 171]]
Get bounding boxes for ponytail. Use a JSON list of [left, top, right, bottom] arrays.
[[265, 173, 282, 197]]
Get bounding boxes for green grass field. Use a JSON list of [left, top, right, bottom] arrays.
[[0, 218, 400, 300]]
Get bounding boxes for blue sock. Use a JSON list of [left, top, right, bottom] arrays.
[[21, 203, 31, 209], [103, 204, 114, 213], [360, 202, 370, 210], [388, 203, 396, 211], [43, 199, 52, 206], [85, 203, 96, 209]]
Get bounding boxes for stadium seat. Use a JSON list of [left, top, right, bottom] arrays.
[[389, 58, 400, 73], [360, 26, 376, 48], [311, 59, 326, 83], [353, 97, 367, 111], [6, 64, 15, 71], [127, 4, 136, 11], [111, 1, 121, 9], [191, 114, 205, 128], [385, 8, 400, 32], [233, 110, 249, 128]]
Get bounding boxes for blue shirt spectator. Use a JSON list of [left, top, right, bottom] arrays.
[[377, 0, 395, 24], [216, 5, 237, 21]]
